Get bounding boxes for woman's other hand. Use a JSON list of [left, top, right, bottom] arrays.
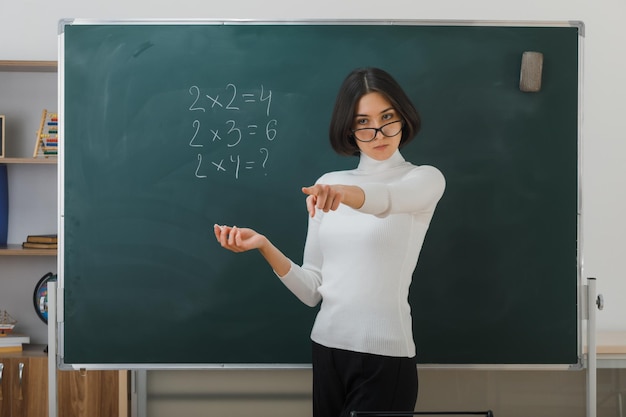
[[213, 224, 266, 253]]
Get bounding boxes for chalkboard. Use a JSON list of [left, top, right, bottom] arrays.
[[60, 21, 581, 367]]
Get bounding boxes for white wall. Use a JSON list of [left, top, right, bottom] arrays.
[[1, 0, 624, 332]]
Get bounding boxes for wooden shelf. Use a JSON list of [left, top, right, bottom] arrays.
[[0, 244, 57, 256], [0, 157, 57, 164], [1, 158, 57, 257], [0, 60, 57, 72], [0, 63, 59, 161]]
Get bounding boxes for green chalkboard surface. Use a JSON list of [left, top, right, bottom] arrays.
[[61, 21, 580, 366]]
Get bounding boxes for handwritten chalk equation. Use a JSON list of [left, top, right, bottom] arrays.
[[187, 84, 278, 180]]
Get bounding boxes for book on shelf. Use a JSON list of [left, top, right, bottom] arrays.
[[0, 334, 30, 353], [26, 233, 57, 243], [22, 241, 57, 249]]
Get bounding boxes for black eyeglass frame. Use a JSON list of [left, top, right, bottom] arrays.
[[350, 120, 405, 143]]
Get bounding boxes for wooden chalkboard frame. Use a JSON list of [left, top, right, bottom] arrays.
[[57, 19, 584, 369]]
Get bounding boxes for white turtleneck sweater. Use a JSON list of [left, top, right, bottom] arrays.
[[280, 150, 445, 358]]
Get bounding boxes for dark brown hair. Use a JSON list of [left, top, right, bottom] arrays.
[[328, 67, 421, 156]]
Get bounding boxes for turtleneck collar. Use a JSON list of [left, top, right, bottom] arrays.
[[356, 150, 407, 173]]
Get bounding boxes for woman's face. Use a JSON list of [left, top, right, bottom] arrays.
[[352, 92, 402, 161]]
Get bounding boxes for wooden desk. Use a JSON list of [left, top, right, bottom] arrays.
[[594, 332, 626, 417], [597, 332, 626, 369]]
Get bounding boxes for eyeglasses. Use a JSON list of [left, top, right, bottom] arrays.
[[351, 120, 404, 143]]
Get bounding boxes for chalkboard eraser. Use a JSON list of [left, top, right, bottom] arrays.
[[519, 51, 544, 93]]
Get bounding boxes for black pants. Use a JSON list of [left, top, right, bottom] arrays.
[[312, 341, 418, 417]]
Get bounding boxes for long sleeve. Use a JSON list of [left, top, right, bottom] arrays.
[[359, 165, 445, 217], [278, 212, 324, 307]]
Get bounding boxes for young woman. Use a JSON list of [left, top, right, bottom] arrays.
[[214, 67, 445, 416]]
